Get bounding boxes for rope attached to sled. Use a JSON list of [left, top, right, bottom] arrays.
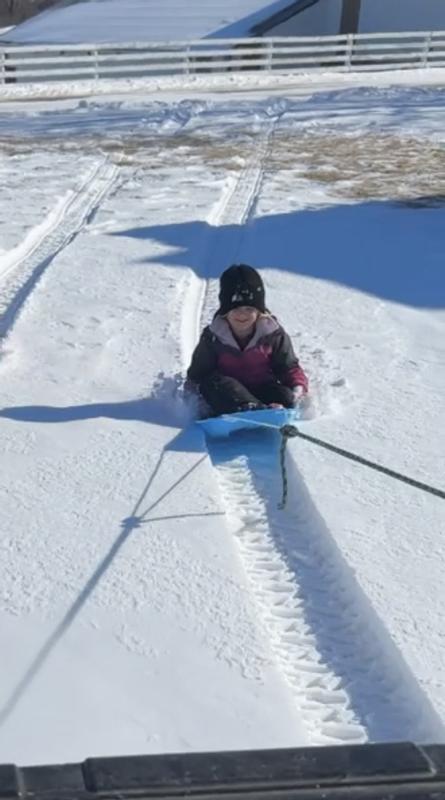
[[214, 415, 445, 508], [218, 414, 299, 509], [292, 427, 445, 501], [278, 424, 299, 509]]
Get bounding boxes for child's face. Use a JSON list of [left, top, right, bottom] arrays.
[[226, 306, 259, 333]]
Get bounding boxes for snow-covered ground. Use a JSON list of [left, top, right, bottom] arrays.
[[2, 67, 445, 104], [0, 77, 444, 767]]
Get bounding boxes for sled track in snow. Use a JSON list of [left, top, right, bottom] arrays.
[[0, 158, 119, 341], [212, 434, 444, 743], [179, 116, 275, 371], [178, 113, 444, 744]]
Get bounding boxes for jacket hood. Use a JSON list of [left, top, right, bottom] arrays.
[[209, 314, 280, 350]]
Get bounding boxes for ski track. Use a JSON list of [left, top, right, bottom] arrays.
[[174, 109, 445, 745], [0, 158, 120, 342]]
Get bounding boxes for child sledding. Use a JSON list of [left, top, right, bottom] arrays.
[[186, 264, 308, 418]]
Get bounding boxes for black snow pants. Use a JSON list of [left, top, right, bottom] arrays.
[[199, 374, 295, 416]]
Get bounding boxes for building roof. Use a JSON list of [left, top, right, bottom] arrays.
[[251, 0, 320, 35], [1, 0, 307, 45]]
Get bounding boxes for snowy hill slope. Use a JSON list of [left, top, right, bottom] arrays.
[[0, 83, 444, 765]]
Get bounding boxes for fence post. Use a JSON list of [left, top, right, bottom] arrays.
[[93, 46, 99, 81], [184, 44, 191, 75], [266, 38, 273, 71], [344, 32, 354, 70], [422, 32, 432, 67]]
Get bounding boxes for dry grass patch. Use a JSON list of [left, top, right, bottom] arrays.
[[269, 130, 445, 203], [1, 129, 444, 204]]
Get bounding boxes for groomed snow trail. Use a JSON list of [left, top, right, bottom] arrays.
[[0, 158, 119, 340], [212, 433, 444, 744], [213, 433, 366, 744], [178, 113, 444, 745]]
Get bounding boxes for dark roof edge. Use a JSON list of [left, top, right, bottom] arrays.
[[251, 0, 321, 36], [2, 742, 445, 798]]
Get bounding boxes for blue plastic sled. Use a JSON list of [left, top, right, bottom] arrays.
[[196, 406, 300, 438]]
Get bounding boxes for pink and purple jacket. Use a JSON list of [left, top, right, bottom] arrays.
[[187, 315, 308, 392]]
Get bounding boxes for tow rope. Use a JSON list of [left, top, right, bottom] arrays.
[[278, 424, 299, 509], [279, 425, 445, 509], [221, 415, 444, 510]]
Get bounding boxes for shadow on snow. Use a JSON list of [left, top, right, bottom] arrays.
[[0, 443, 217, 726], [109, 197, 445, 309], [208, 427, 445, 742]]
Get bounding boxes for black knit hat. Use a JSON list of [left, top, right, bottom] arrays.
[[218, 264, 266, 315]]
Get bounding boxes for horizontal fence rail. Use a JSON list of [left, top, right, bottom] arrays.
[[1, 31, 445, 86]]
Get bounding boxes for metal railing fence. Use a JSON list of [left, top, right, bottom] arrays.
[[1, 30, 445, 85]]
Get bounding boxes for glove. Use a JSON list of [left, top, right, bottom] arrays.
[[292, 385, 306, 405]]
